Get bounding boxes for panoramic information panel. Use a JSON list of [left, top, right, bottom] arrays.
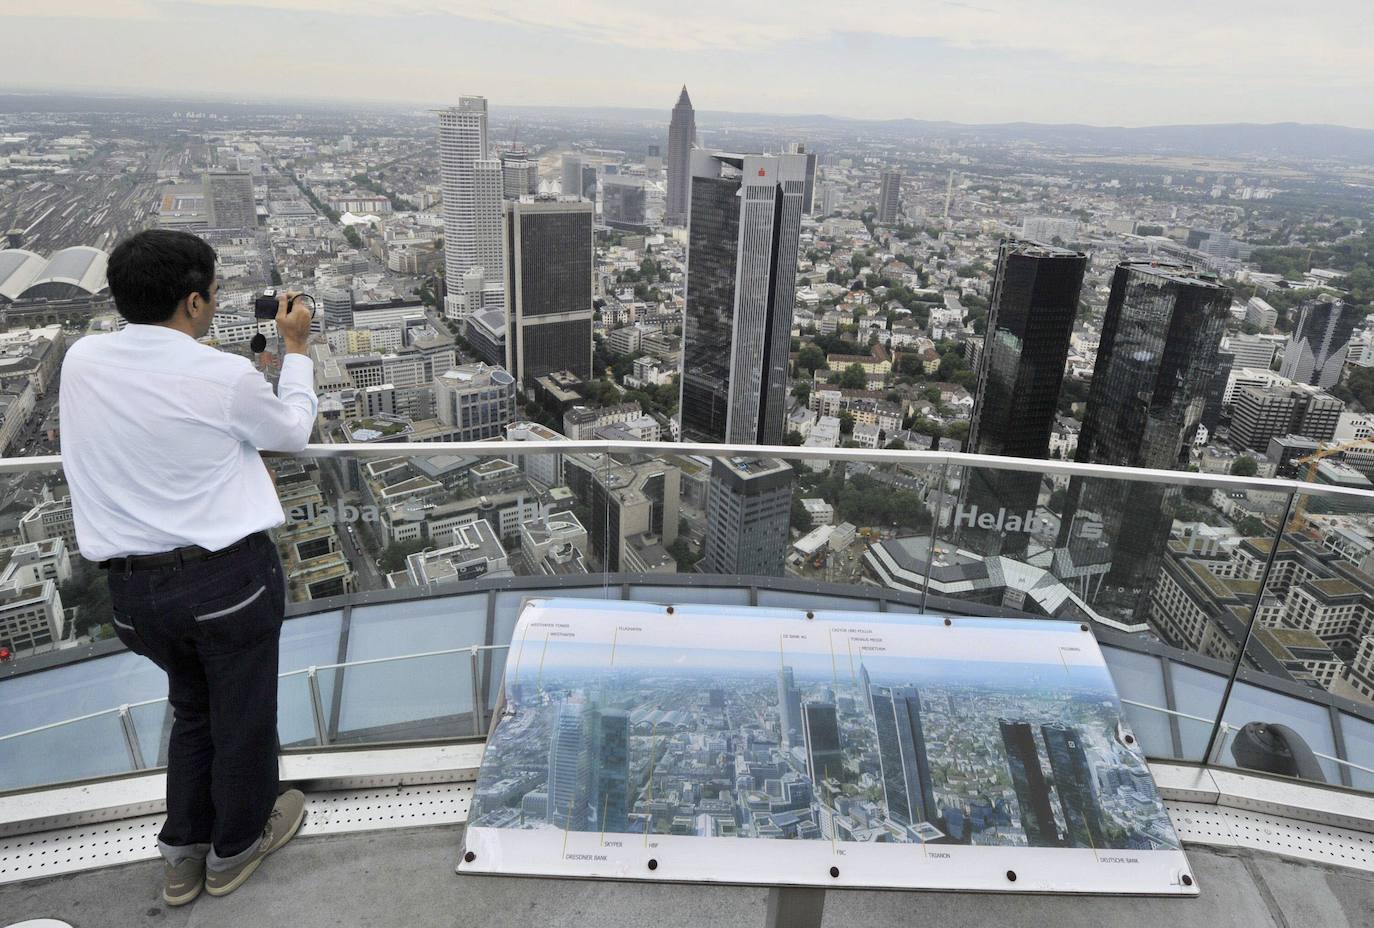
[[459, 599, 1196, 895]]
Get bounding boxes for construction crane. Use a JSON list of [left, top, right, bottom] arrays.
[[1290, 434, 1374, 531]]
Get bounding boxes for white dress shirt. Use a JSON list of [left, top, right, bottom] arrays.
[[59, 324, 318, 561]]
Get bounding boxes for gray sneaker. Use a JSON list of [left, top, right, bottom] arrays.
[[205, 789, 307, 897], [163, 856, 205, 906]]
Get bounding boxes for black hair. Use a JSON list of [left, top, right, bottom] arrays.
[[106, 229, 217, 324]]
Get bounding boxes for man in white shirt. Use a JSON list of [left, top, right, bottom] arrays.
[[60, 229, 316, 906]]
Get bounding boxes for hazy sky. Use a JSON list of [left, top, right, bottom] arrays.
[[5, 1, 1373, 128]]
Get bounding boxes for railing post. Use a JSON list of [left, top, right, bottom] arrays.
[[307, 667, 330, 746], [117, 705, 145, 771], [469, 647, 484, 736]]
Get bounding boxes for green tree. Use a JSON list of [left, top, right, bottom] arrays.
[[379, 540, 427, 573], [838, 412, 855, 435], [790, 497, 814, 533], [792, 382, 812, 405], [797, 345, 827, 373], [1230, 455, 1258, 477], [841, 363, 868, 390], [1236, 515, 1267, 537]]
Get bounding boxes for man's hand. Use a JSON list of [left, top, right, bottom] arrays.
[[276, 291, 313, 356]]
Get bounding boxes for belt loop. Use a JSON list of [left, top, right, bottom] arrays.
[[174, 549, 185, 572], [122, 558, 133, 578]]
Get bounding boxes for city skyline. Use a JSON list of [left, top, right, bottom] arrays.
[[5, 3, 1373, 129]]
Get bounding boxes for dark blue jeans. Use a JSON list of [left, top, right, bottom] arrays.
[[107, 531, 286, 870]]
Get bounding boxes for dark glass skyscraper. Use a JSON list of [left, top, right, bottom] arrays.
[[777, 665, 802, 748], [503, 196, 594, 385], [590, 707, 630, 833], [802, 702, 844, 786], [964, 241, 1087, 556], [1279, 296, 1359, 390], [870, 686, 938, 827], [999, 718, 1058, 846], [1055, 262, 1231, 619], [1041, 723, 1105, 849], [665, 86, 696, 226], [679, 151, 808, 444]]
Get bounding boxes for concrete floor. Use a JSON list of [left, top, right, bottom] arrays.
[[2, 825, 1373, 928]]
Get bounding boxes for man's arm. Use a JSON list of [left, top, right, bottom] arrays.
[[227, 356, 318, 451], [228, 291, 317, 451]]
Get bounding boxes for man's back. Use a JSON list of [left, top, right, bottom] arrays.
[[61, 324, 307, 560]]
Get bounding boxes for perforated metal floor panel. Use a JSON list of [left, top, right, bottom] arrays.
[[1168, 800, 1374, 872], [0, 783, 472, 886]]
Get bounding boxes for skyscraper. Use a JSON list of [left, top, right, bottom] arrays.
[[547, 701, 590, 830], [503, 196, 594, 385], [500, 150, 539, 199], [999, 718, 1058, 846], [665, 86, 696, 226], [203, 171, 256, 230], [1041, 723, 1106, 849], [561, 153, 584, 198], [320, 287, 354, 332], [439, 97, 504, 317], [787, 142, 819, 215], [777, 666, 803, 747], [878, 171, 902, 224], [870, 686, 938, 827], [700, 456, 794, 578], [963, 241, 1087, 556], [802, 701, 844, 786], [1280, 296, 1359, 390], [590, 707, 630, 833], [601, 176, 648, 232], [679, 151, 808, 444], [1055, 262, 1231, 617]]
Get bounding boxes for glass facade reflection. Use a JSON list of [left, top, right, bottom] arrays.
[[504, 198, 594, 384]]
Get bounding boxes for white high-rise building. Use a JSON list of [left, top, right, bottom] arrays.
[[439, 97, 503, 318]]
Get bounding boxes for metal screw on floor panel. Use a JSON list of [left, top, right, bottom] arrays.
[[829, 866, 840, 878], [1006, 870, 1017, 882], [648, 858, 659, 871], [806, 611, 815, 619], [943, 618, 952, 627], [1124, 735, 1135, 745], [665, 606, 674, 615], [1080, 623, 1090, 631], [463, 851, 475, 863], [1182, 874, 1193, 886]]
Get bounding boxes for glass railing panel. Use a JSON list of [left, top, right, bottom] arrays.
[[1170, 661, 1230, 760], [279, 609, 344, 673], [0, 711, 134, 793], [347, 593, 487, 661], [755, 590, 883, 611], [933, 462, 1293, 765], [1216, 486, 1374, 789], [1339, 713, 1374, 791], [1099, 646, 1176, 760], [278, 669, 320, 748], [0, 651, 167, 738], [127, 699, 171, 768], [322, 649, 478, 744]]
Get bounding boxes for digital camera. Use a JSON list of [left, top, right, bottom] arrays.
[[254, 288, 313, 320]]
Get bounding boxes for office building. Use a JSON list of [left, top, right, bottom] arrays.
[[964, 241, 1087, 555], [777, 666, 803, 748], [500, 150, 539, 199], [1041, 723, 1106, 849], [1230, 382, 1342, 452], [1021, 217, 1079, 242], [871, 686, 938, 827], [590, 707, 630, 833], [645, 144, 662, 174], [1280, 297, 1359, 390], [439, 97, 503, 318], [561, 153, 585, 198], [203, 171, 256, 230], [1201, 349, 1235, 432], [601, 176, 648, 232], [466, 306, 507, 369], [563, 453, 680, 572], [802, 702, 844, 786], [1056, 262, 1231, 619], [1223, 333, 1281, 371], [877, 171, 901, 224], [546, 701, 590, 830], [665, 86, 696, 226], [679, 151, 808, 444], [999, 718, 1058, 846], [0, 579, 65, 654], [321, 287, 353, 331], [700, 456, 793, 578], [787, 142, 819, 215], [503, 196, 594, 385], [432, 363, 517, 442]]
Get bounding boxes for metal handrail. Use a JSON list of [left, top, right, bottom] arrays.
[[4, 439, 1374, 503]]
